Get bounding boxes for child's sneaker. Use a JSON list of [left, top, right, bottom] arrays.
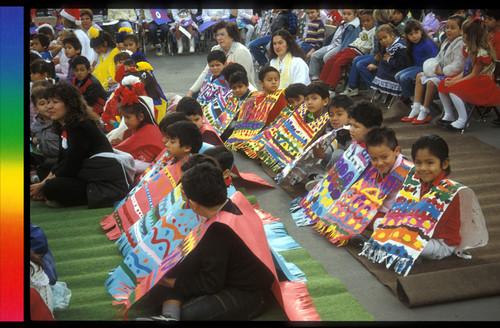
[[149, 314, 179, 321], [341, 87, 359, 97], [155, 44, 163, 56]]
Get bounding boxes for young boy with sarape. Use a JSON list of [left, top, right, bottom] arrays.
[[360, 134, 488, 276], [280, 94, 353, 189], [70, 55, 107, 116], [100, 120, 203, 240], [176, 97, 223, 146], [196, 50, 231, 107], [290, 100, 383, 226], [105, 148, 238, 299], [224, 65, 287, 151], [242, 81, 330, 171], [118, 163, 276, 321], [312, 127, 413, 246]]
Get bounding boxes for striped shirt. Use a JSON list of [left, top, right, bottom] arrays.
[[304, 19, 325, 50]]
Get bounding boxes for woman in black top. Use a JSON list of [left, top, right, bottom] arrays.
[[29, 81, 131, 208]]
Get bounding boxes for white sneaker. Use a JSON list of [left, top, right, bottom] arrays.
[[177, 39, 183, 54], [155, 44, 162, 56], [341, 87, 359, 97], [189, 38, 195, 52]]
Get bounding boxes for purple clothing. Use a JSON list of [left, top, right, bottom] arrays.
[[421, 13, 439, 33], [66, 58, 75, 83]]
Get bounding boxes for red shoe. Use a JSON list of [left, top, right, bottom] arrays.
[[412, 115, 432, 125], [401, 116, 415, 122]]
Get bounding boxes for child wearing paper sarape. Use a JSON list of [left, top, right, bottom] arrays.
[[196, 49, 230, 107]]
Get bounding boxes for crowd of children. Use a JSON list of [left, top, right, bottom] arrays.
[[29, 8, 496, 321]]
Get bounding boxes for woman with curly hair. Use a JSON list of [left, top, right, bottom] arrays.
[[29, 81, 133, 208], [268, 28, 310, 89]]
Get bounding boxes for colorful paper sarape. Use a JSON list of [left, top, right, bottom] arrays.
[[360, 167, 488, 276], [101, 157, 187, 240], [277, 129, 338, 185], [253, 104, 329, 172], [225, 90, 283, 151], [197, 72, 232, 108], [290, 142, 371, 227], [105, 183, 237, 299], [313, 157, 414, 246], [203, 92, 240, 136]]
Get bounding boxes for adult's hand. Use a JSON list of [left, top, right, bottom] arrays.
[[186, 90, 194, 97]]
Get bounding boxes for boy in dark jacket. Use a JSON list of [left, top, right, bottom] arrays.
[[71, 55, 107, 116]]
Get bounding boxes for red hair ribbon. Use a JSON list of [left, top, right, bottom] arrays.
[[116, 85, 140, 106], [472, 16, 485, 22]]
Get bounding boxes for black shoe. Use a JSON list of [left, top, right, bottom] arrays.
[[435, 118, 453, 126], [350, 234, 369, 247], [444, 123, 462, 132]]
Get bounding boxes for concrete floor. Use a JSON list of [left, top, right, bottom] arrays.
[[146, 48, 500, 321]]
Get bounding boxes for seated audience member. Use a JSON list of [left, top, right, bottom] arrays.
[[71, 55, 107, 116]]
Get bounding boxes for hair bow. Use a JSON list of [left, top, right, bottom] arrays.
[[89, 26, 99, 39]]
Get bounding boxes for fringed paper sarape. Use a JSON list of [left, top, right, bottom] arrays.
[[359, 167, 488, 276], [313, 158, 413, 246], [197, 73, 232, 108], [225, 90, 282, 151], [254, 105, 329, 172], [277, 129, 338, 185], [290, 142, 371, 227], [105, 184, 238, 299], [101, 158, 187, 240], [238, 103, 297, 159], [203, 92, 240, 136]]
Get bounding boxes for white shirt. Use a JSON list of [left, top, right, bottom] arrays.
[[270, 55, 311, 89]]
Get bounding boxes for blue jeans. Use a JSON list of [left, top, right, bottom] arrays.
[[347, 54, 375, 89], [297, 41, 314, 54], [148, 21, 170, 45], [395, 65, 422, 98], [180, 288, 266, 320], [248, 35, 272, 66]]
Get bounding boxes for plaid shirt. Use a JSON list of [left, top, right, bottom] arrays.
[[271, 10, 298, 36]]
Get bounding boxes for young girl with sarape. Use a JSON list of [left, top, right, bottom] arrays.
[[196, 49, 231, 107], [402, 15, 465, 124], [360, 134, 488, 276], [89, 27, 121, 91], [105, 149, 237, 300], [289, 100, 383, 227], [111, 84, 165, 175], [100, 120, 203, 240], [437, 18, 500, 132], [176, 97, 223, 146], [312, 127, 413, 246], [370, 24, 409, 98]]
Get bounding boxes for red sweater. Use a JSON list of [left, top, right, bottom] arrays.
[[114, 124, 165, 163]]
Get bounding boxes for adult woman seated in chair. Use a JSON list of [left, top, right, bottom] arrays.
[[187, 20, 255, 97]]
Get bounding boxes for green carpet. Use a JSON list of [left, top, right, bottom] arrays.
[[30, 199, 373, 321]]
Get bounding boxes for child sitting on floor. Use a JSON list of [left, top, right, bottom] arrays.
[[361, 134, 488, 276], [256, 65, 288, 125], [31, 33, 61, 60], [71, 55, 107, 116], [197, 49, 230, 106], [176, 96, 224, 146], [283, 82, 306, 110], [89, 27, 121, 91], [62, 36, 82, 83], [111, 84, 165, 174]]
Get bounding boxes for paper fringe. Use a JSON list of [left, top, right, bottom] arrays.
[[277, 280, 321, 321], [312, 221, 349, 246], [360, 242, 414, 276]]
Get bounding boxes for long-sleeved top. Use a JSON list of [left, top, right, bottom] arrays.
[[304, 19, 325, 50], [202, 9, 231, 23], [52, 119, 113, 178], [190, 41, 255, 92], [55, 51, 69, 82], [73, 73, 107, 115], [327, 17, 361, 52], [435, 36, 466, 76], [270, 55, 311, 89], [270, 10, 297, 36], [348, 25, 377, 55], [31, 115, 60, 163], [167, 199, 275, 301], [411, 37, 438, 66]]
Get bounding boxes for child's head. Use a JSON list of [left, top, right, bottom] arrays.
[[70, 55, 91, 81], [31, 80, 52, 120], [221, 62, 247, 85], [176, 97, 204, 130], [462, 19, 496, 62], [62, 37, 83, 59], [376, 24, 398, 48], [118, 97, 156, 131], [359, 10, 376, 31], [328, 95, 353, 130], [411, 134, 450, 182], [303, 81, 329, 119], [392, 9, 407, 25], [228, 71, 249, 98], [203, 145, 235, 180], [284, 83, 306, 110], [258, 65, 280, 94], [445, 15, 465, 42], [123, 34, 140, 53], [114, 51, 132, 69], [181, 162, 227, 209], [89, 28, 116, 54], [207, 49, 226, 77], [32, 34, 50, 53], [37, 25, 55, 41], [341, 9, 358, 23], [365, 127, 400, 175], [163, 121, 203, 160], [159, 112, 191, 137], [30, 59, 55, 82], [373, 9, 393, 25], [485, 10, 500, 32], [56, 29, 76, 45], [306, 9, 321, 21], [347, 100, 383, 143], [404, 19, 426, 44]]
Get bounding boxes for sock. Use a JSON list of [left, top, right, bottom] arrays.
[[408, 102, 422, 118], [416, 107, 430, 120], [438, 92, 456, 121], [449, 93, 467, 128], [162, 303, 181, 320]]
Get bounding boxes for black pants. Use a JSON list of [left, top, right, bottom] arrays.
[[43, 176, 87, 207]]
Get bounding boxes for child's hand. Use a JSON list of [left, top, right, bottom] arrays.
[[435, 66, 444, 76], [312, 144, 325, 159], [52, 57, 61, 66], [110, 138, 122, 146], [383, 53, 391, 61], [30, 183, 45, 200], [306, 49, 315, 58], [108, 80, 118, 87], [32, 137, 38, 145], [374, 53, 381, 61], [367, 64, 378, 71], [443, 77, 457, 88]]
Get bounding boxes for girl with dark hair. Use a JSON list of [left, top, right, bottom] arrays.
[[29, 81, 133, 208], [269, 29, 310, 89], [361, 134, 488, 275], [89, 26, 120, 90]]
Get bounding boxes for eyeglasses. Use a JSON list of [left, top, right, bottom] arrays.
[[215, 33, 227, 38]]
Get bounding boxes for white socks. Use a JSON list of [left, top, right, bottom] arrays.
[[449, 93, 467, 128], [416, 107, 430, 121], [408, 102, 422, 118], [438, 92, 457, 122]]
